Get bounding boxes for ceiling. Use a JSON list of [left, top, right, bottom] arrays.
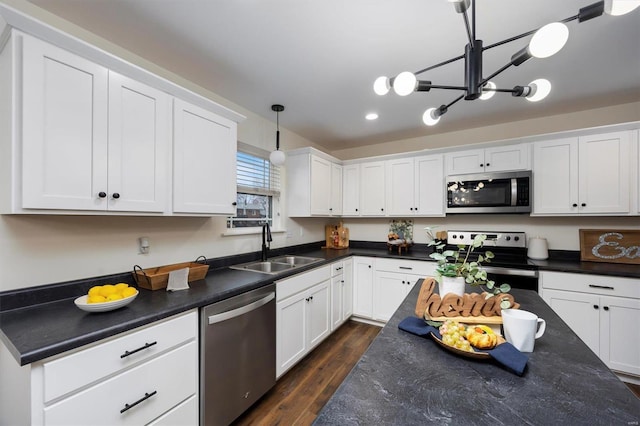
[[26, 0, 640, 152]]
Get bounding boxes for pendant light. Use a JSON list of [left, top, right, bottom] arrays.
[[269, 104, 286, 166], [374, 0, 639, 126]]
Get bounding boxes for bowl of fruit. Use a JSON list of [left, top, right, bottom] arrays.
[[74, 283, 139, 313]]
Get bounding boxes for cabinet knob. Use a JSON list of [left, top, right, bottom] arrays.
[[355, 208, 358, 212], [329, 207, 333, 211], [381, 208, 384, 212], [112, 193, 120, 199], [581, 203, 586, 207], [410, 207, 413, 211], [486, 163, 490, 167], [572, 203, 578, 207], [603, 306, 609, 311], [232, 202, 237, 206], [480, 164, 484, 167], [98, 192, 107, 198], [368, 265, 371, 268], [593, 304, 599, 309]]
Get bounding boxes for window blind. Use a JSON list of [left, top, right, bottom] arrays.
[[236, 150, 281, 197]]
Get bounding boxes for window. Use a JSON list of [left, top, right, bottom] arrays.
[[227, 144, 281, 229]]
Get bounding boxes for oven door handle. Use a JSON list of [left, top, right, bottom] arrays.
[[482, 266, 538, 277]]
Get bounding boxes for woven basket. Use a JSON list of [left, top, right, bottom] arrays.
[[133, 256, 209, 290]]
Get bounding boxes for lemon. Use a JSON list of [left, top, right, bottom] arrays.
[[121, 287, 137, 298], [87, 294, 107, 304], [114, 283, 129, 292], [88, 286, 103, 297], [106, 293, 123, 302], [99, 284, 117, 297]]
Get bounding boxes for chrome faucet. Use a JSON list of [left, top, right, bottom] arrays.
[[261, 222, 272, 261]]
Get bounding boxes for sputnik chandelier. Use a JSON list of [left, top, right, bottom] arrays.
[[373, 0, 639, 126]]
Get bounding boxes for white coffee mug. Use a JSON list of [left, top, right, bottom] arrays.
[[501, 309, 546, 352]]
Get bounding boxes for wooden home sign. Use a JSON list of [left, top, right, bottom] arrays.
[[579, 229, 640, 265]]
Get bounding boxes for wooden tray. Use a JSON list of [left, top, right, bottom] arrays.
[[426, 314, 504, 324], [133, 256, 209, 290], [430, 332, 507, 360]]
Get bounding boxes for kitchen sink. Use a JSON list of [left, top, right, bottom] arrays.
[[268, 255, 323, 266], [229, 255, 324, 275]]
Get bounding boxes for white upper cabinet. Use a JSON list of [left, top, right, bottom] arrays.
[[330, 162, 343, 216], [385, 154, 445, 217], [360, 161, 386, 216], [18, 34, 171, 213], [533, 131, 633, 215], [20, 33, 109, 211], [445, 143, 530, 175], [173, 99, 237, 215], [342, 164, 360, 216], [286, 150, 342, 217], [107, 72, 171, 213], [414, 154, 445, 216], [578, 132, 630, 214], [1, 27, 242, 216], [385, 158, 415, 216]]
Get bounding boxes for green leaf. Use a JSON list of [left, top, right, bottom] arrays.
[[485, 251, 495, 259], [486, 281, 494, 289], [499, 283, 512, 293], [425, 320, 443, 327]]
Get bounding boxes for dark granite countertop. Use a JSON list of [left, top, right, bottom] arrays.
[[314, 283, 640, 425], [1, 241, 638, 366]]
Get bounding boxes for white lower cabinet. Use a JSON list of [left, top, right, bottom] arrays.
[[331, 259, 354, 330], [353, 256, 375, 318], [541, 271, 640, 377], [373, 258, 437, 322], [0, 310, 198, 426], [353, 257, 436, 323], [276, 266, 331, 378]]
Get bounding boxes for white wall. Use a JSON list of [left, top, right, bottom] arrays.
[[330, 101, 640, 160], [342, 216, 640, 253]]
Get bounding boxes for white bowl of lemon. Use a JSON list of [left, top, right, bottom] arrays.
[[74, 283, 139, 312]]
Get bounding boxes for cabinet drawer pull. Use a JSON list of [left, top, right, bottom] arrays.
[[120, 341, 158, 359], [588, 284, 615, 290], [603, 306, 609, 311], [120, 390, 157, 414], [335, 267, 343, 271], [593, 305, 599, 309], [398, 266, 413, 270]]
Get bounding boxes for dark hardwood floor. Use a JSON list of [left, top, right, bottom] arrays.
[[232, 320, 640, 426], [232, 320, 381, 426]]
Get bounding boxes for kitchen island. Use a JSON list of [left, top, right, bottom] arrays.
[[314, 283, 640, 425]]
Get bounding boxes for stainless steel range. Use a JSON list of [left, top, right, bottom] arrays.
[[445, 230, 539, 292]]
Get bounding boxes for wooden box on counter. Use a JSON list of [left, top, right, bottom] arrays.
[[133, 256, 209, 290], [324, 223, 349, 249]]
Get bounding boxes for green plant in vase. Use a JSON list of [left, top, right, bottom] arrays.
[[426, 229, 512, 308]]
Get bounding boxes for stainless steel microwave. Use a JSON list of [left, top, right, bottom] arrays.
[[446, 170, 532, 214]]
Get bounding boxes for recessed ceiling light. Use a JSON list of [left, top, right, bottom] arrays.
[[365, 113, 378, 120]]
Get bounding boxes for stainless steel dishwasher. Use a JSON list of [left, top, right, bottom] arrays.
[[200, 284, 276, 426]]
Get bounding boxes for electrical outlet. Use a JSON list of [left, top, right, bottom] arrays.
[[138, 236, 150, 254]]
